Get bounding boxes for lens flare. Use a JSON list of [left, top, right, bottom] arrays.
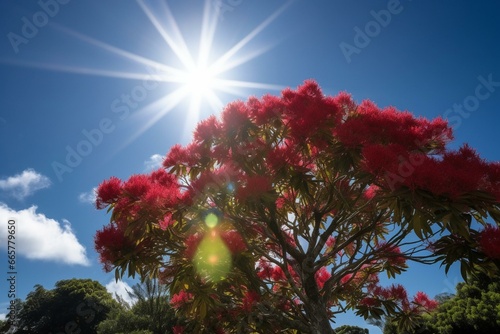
[[194, 231, 231, 282], [205, 212, 219, 228]]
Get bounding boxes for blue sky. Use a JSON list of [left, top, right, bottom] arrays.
[[0, 0, 499, 331]]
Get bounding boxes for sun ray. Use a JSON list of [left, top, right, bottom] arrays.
[[115, 87, 190, 153], [136, 0, 195, 70], [197, 0, 219, 68], [53, 24, 183, 77], [210, 1, 294, 75], [212, 44, 275, 75], [215, 79, 284, 91], [2, 2, 294, 155], [0, 59, 159, 81]]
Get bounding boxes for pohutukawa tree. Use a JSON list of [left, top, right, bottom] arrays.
[[94, 81, 500, 334]]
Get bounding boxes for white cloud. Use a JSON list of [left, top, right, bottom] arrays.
[[106, 280, 137, 306], [144, 154, 164, 171], [0, 169, 51, 200], [78, 187, 97, 204], [0, 313, 6, 321], [0, 203, 90, 266]]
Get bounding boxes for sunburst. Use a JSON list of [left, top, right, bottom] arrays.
[[2, 0, 292, 148]]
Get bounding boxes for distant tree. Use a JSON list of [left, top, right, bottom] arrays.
[[94, 81, 500, 333], [335, 325, 369, 334], [426, 274, 500, 334], [98, 278, 178, 334], [15, 279, 115, 334], [0, 319, 6, 333], [96, 303, 151, 334], [383, 274, 500, 334], [0, 298, 22, 334], [128, 278, 178, 334]]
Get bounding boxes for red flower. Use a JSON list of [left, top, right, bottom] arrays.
[[478, 225, 500, 259], [360, 297, 378, 307], [242, 290, 260, 311], [282, 80, 341, 140], [235, 175, 273, 202], [170, 290, 193, 309], [271, 266, 286, 281], [94, 224, 133, 272], [336, 101, 452, 151], [412, 291, 438, 311], [95, 177, 122, 209], [149, 168, 176, 187], [184, 233, 203, 259], [377, 243, 407, 267], [163, 144, 192, 168], [251, 94, 284, 125], [143, 183, 175, 208], [123, 174, 151, 198], [275, 197, 286, 209], [363, 184, 380, 200], [315, 267, 331, 289], [388, 284, 408, 301], [257, 259, 273, 279], [159, 212, 174, 230], [194, 115, 220, 142], [325, 236, 336, 248], [221, 230, 247, 254], [173, 325, 185, 334], [340, 273, 353, 285], [221, 100, 249, 133]]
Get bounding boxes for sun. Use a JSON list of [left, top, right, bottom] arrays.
[[182, 64, 218, 99], [3, 0, 292, 146]]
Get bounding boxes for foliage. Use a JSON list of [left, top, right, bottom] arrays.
[[97, 278, 179, 334], [96, 305, 152, 334], [334, 325, 369, 334], [94, 81, 500, 333], [382, 274, 500, 334], [13, 279, 115, 334], [424, 274, 500, 334]]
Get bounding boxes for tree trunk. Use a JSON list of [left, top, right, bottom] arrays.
[[306, 300, 335, 334], [302, 269, 335, 334]]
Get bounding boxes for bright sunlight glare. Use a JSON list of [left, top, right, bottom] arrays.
[[0, 0, 292, 150], [183, 65, 218, 98]]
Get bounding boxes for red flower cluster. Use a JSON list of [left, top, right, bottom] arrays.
[[281, 80, 341, 140], [376, 243, 407, 268], [363, 143, 500, 199], [94, 169, 184, 271], [95, 176, 122, 209], [194, 115, 220, 143], [413, 291, 438, 311], [315, 266, 332, 289], [235, 175, 273, 202], [241, 290, 260, 312], [94, 224, 133, 272], [184, 233, 204, 259], [364, 281, 438, 314], [256, 258, 273, 280], [220, 230, 247, 254], [96, 168, 181, 219], [336, 101, 452, 151], [172, 325, 185, 334], [478, 225, 500, 259], [170, 290, 194, 309]]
